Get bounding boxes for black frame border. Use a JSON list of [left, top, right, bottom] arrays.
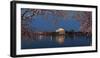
[[10, 1, 98, 57]]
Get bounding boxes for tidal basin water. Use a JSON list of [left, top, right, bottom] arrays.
[[21, 34, 92, 49]]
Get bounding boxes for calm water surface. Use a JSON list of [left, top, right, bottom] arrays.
[[21, 34, 92, 49]]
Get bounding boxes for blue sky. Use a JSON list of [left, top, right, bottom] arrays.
[[29, 15, 80, 32], [22, 9, 81, 32]]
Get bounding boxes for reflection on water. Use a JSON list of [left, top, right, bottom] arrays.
[[56, 35, 65, 44], [21, 34, 92, 49]]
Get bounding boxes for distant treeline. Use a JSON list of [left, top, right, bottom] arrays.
[[21, 31, 91, 39]]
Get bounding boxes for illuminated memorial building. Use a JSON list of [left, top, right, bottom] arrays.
[[55, 28, 65, 44], [56, 28, 65, 35]]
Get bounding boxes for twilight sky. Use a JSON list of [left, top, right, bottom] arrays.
[[21, 8, 92, 32]]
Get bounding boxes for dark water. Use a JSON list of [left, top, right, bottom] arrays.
[[21, 34, 92, 49]]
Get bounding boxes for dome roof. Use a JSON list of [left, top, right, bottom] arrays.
[[56, 28, 65, 32]]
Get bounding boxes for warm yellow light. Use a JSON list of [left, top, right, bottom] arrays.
[[56, 28, 65, 34]]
